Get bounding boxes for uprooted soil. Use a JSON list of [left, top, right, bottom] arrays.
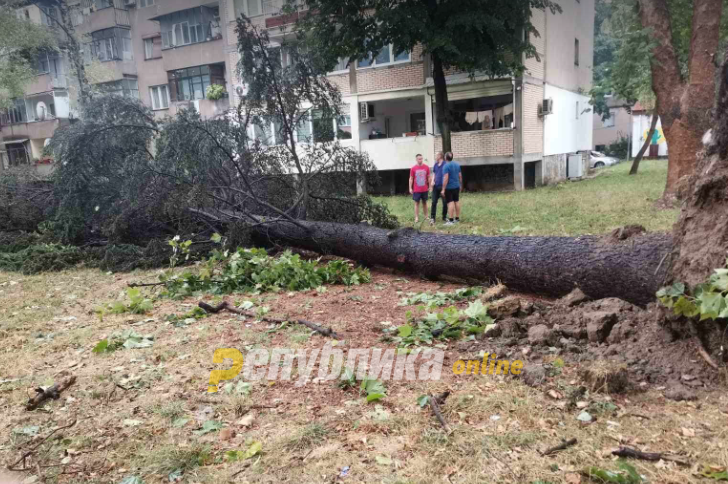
[[1, 266, 727, 484]]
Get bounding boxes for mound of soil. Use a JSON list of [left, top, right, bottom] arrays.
[[471, 289, 721, 394]]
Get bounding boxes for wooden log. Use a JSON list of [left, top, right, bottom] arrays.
[[246, 220, 672, 306], [26, 375, 77, 411]]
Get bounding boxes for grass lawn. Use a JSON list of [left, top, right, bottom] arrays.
[[374, 159, 679, 236]]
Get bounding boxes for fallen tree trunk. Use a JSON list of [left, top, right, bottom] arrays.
[[249, 221, 672, 306]]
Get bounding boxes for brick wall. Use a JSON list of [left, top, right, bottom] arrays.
[[524, 8, 545, 79], [434, 130, 514, 159], [328, 73, 350, 96], [355, 44, 425, 93], [522, 82, 544, 154]]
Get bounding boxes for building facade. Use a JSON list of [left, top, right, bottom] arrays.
[[592, 97, 631, 152], [2, 0, 594, 191]]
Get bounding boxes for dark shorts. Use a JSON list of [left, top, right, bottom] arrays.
[[445, 188, 460, 203], [413, 192, 429, 202]]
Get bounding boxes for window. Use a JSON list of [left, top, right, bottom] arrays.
[[143, 38, 162, 59], [3, 142, 30, 167], [576, 101, 580, 120], [602, 110, 616, 128], [168, 64, 225, 101], [150, 85, 170, 110], [89, 28, 133, 63], [2, 99, 28, 124], [98, 78, 139, 98], [574, 38, 580, 66], [357, 44, 410, 68], [40, 7, 57, 26], [139, 0, 156, 7], [94, 0, 114, 8], [330, 57, 349, 73], [160, 7, 216, 49], [235, 0, 275, 17]]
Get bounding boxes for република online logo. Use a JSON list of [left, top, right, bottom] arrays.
[[207, 345, 525, 392]]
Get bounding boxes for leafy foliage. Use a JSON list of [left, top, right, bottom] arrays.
[[360, 378, 387, 403], [96, 288, 154, 319], [160, 247, 370, 298], [205, 84, 227, 101], [398, 287, 483, 308], [92, 330, 155, 354], [583, 461, 645, 483], [386, 301, 495, 348], [658, 261, 728, 320]]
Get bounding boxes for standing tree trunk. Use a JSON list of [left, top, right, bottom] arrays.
[[630, 112, 659, 175], [431, 53, 452, 153], [637, 0, 723, 198]]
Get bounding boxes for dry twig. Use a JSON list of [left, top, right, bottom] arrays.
[[26, 375, 77, 411], [8, 419, 77, 471], [612, 446, 690, 466], [541, 438, 578, 456], [199, 301, 341, 339]]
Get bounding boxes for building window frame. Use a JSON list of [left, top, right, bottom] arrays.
[[357, 44, 410, 69], [150, 85, 170, 110], [574, 38, 580, 66], [602, 109, 616, 128]]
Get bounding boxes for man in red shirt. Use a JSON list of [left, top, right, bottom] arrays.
[[409, 154, 430, 224]]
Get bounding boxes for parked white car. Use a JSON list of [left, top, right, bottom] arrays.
[[589, 151, 619, 169]]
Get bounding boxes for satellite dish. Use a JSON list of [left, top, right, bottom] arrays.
[[235, 84, 248, 97], [36, 101, 47, 121]]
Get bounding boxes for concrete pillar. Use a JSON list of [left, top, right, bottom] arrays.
[[513, 161, 525, 191], [534, 160, 544, 187], [513, 78, 525, 191]]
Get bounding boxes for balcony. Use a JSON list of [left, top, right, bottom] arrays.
[[1, 119, 64, 142], [162, 38, 225, 71], [168, 97, 230, 119], [434, 129, 515, 162], [26, 74, 68, 96], [78, 0, 130, 32], [361, 136, 435, 171]]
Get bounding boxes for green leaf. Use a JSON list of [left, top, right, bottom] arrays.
[[464, 300, 488, 320], [171, 417, 190, 428], [361, 378, 386, 396], [398, 324, 413, 338], [193, 420, 223, 436], [673, 296, 700, 318], [93, 339, 110, 354], [701, 465, 728, 481], [699, 291, 726, 321], [416, 395, 430, 408], [242, 441, 262, 459], [119, 477, 144, 484], [366, 393, 385, 403]]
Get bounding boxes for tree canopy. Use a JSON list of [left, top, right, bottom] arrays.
[[0, 1, 56, 109], [291, 0, 561, 151]]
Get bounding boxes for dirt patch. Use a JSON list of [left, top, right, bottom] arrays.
[[476, 291, 723, 391]]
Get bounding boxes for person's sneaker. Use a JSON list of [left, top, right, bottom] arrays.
[[429, 218, 435, 226], [444, 220, 454, 226], [454, 219, 460, 224]]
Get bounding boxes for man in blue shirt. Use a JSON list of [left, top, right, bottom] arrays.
[[440, 152, 462, 226], [429, 151, 448, 225]]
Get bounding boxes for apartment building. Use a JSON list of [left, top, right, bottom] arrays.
[[593, 97, 631, 152], [231, 0, 594, 191], [2, 0, 594, 192], [1, 0, 235, 173]]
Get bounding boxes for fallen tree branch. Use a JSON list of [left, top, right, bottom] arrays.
[[612, 446, 690, 466], [198, 301, 341, 339], [542, 438, 578, 456], [429, 394, 450, 432], [696, 342, 719, 370], [8, 419, 77, 471], [25, 375, 77, 411]]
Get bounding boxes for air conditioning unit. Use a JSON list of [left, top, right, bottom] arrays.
[[538, 98, 554, 116], [360, 102, 374, 121], [235, 84, 248, 98], [124, 0, 136, 6]]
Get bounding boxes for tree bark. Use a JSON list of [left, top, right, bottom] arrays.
[[630, 112, 659, 175], [249, 221, 672, 306], [637, 0, 722, 197], [432, 53, 452, 153]]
